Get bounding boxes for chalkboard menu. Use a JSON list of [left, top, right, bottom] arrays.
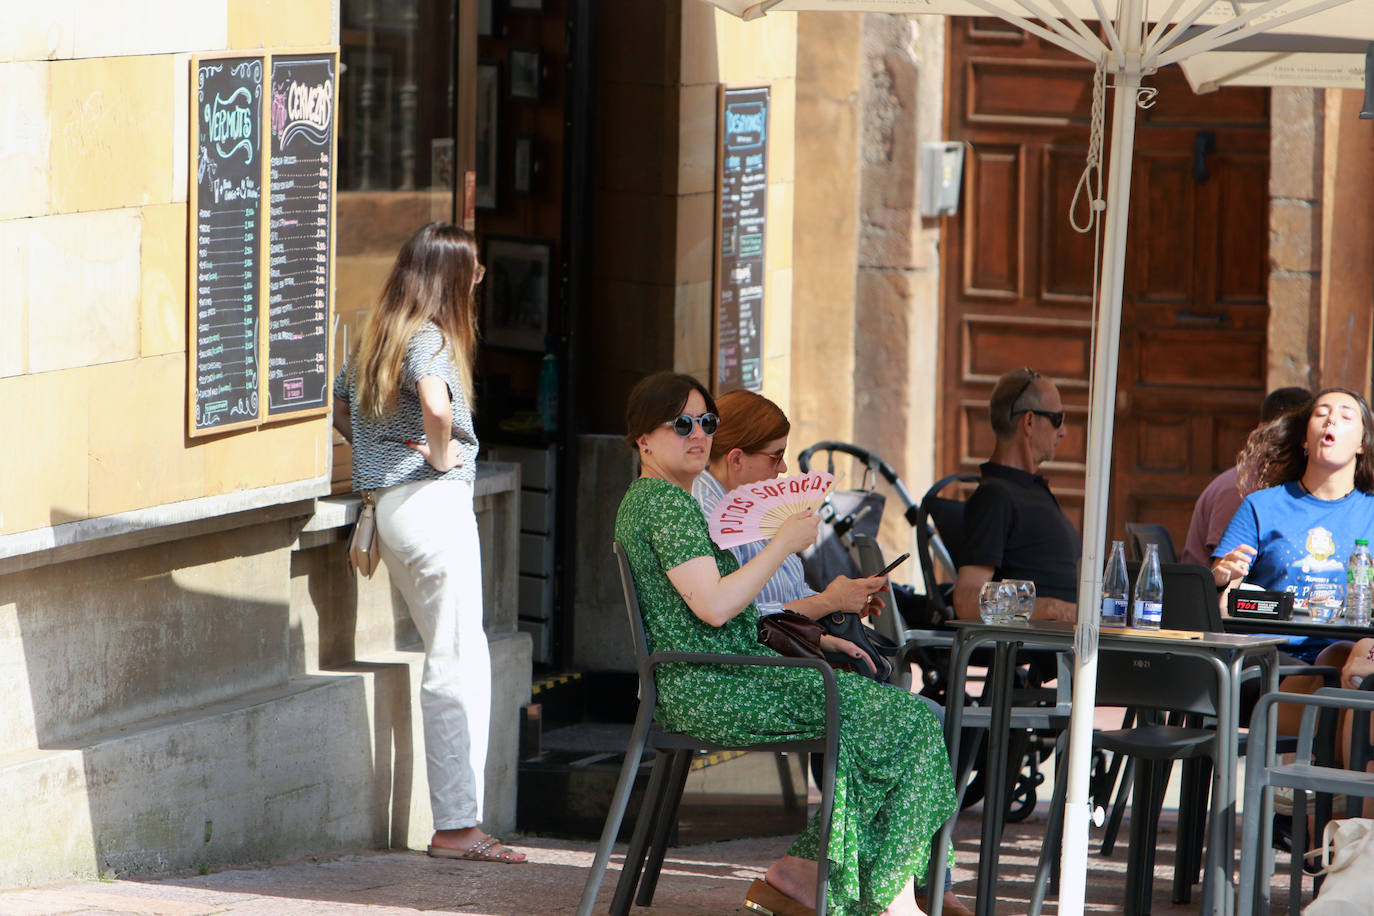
[[713, 86, 769, 393], [191, 55, 266, 434], [266, 52, 337, 418]]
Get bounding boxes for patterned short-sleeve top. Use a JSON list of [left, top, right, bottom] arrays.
[[333, 323, 478, 489]]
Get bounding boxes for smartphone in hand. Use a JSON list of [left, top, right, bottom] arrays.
[[875, 552, 910, 578]]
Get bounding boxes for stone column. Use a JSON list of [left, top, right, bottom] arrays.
[[1267, 87, 1324, 390]]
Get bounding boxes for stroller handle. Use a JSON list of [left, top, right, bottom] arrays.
[[796, 441, 918, 515]]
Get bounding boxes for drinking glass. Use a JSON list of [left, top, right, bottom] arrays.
[[1004, 579, 1036, 622], [978, 581, 1015, 624]]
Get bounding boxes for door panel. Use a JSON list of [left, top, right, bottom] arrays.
[[963, 145, 1024, 297], [940, 20, 1270, 551], [1040, 146, 1096, 302]]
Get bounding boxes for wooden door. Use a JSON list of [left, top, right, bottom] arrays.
[[939, 19, 1270, 549]]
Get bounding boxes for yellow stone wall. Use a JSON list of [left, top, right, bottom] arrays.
[[0, 1, 336, 536], [678, 5, 797, 417]]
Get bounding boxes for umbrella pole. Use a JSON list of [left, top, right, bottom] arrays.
[[1058, 40, 1144, 916]]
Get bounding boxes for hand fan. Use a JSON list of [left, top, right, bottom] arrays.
[[708, 471, 834, 549]]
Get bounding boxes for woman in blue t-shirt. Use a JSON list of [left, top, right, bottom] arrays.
[[1213, 388, 1374, 697]]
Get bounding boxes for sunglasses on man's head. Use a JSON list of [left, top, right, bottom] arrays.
[[1014, 407, 1065, 429], [666, 412, 719, 437]]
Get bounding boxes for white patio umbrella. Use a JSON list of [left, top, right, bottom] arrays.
[[1180, 32, 1370, 92], [701, 2, 1366, 914]]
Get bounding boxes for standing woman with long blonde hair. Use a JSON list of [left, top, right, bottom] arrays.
[[333, 222, 524, 863]]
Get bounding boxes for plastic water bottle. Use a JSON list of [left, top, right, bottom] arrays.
[[1101, 540, 1129, 627], [1345, 539, 1373, 627], [1132, 543, 1164, 629]]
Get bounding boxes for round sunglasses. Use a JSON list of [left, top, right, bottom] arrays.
[[664, 412, 720, 437]]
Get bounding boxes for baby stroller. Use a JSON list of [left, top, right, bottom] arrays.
[[796, 441, 1059, 822]]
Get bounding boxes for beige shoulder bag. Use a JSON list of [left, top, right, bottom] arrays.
[[347, 491, 382, 577]]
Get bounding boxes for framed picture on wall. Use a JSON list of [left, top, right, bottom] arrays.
[[484, 236, 551, 351], [475, 62, 499, 209], [509, 47, 541, 101], [513, 135, 534, 193], [477, 0, 500, 37]]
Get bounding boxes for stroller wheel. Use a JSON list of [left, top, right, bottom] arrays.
[[1005, 770, 1039, 823]]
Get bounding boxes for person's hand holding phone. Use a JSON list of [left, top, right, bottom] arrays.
[[823, 575, 888, 615]]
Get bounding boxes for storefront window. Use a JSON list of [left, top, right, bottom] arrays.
[[332, 0, 460, 494]]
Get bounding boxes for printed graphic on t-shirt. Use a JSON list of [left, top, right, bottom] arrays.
[[1284, 525, 1344, 609]]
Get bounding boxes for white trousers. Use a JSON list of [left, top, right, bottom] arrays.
[[375, 478, 490, 830]]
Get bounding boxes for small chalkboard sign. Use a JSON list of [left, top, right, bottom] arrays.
[[190, 55, 267, 435], [713, 85, 769, 394], [266, 52, 337, 418]]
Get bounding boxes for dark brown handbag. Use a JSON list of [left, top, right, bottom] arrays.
[[757, 610, 828, 661], [757, 610, 863, 676]]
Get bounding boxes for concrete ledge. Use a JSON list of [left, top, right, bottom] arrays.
[[296, 463, 520, 551], [0, 477, 330, 576]]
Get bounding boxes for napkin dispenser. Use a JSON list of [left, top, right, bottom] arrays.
[[1227, 589, 1294, 621]]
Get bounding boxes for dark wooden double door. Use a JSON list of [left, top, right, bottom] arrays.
[[940, 19, 1271, 547]]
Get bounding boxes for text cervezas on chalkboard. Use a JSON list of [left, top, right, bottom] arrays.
[[266, 52, 337, 417], [714, 86, 769, 394], [192, 56, 266, 434]]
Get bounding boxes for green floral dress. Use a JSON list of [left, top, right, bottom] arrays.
[[615, 478, 956, 916]]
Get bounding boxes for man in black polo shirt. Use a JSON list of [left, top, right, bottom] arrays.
[[952, 368, 1080, 622]]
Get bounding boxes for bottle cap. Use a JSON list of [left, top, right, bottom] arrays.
[[1359, 539, 1370, 546]]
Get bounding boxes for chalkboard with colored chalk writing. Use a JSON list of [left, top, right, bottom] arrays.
[[190, 54, 267, 435], [713, 85, 769, 394], [265, 52, 337, 419]]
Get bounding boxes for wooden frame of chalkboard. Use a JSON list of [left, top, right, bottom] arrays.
[[264, 49, 339, 421], [711, 84, 770, 395], [189, 53, 269, 436]]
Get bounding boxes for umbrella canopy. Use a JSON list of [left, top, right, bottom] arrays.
[[1180, 33, 1370, 92], [699, 2, 1367, 914]]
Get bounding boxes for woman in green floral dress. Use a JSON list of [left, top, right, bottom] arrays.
[[614, 372, 957, 916]]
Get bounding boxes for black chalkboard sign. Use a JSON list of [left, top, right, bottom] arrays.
[[266, 52, 337, 418], [713, 85, 769, 393], [191, 55, 266, 435]]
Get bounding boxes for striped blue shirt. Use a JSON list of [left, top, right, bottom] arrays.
[[692, 469, 819, 616]]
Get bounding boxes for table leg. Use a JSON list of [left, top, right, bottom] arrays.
[[976, 640, 1017, 916], [930, 634, 978, 916]]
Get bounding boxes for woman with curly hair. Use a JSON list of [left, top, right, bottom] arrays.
[[1216, 387, 1374, 636]]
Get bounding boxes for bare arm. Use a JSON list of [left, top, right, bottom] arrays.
[[1033, 596, 1077, 621], [953, 565, 995, 621], [332, 396, 352, 444], [783, 575, 888, 620], [411, 375, 462, 472], [666, 512, 820, 627], [1212, 544, 1257, 589]]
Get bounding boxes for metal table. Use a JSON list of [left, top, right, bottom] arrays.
[[928, 619, 1284, 916], [1223, 614, 1374, 641]]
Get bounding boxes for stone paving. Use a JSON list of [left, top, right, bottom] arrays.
[[0, 805, 1306, 915]]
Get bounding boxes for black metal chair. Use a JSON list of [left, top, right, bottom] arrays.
[[575, 542, 841, 916], [1125, 522, 1179, 563], [1031, 622, 1230, 916], [913, 472, 980, 628], [905, 472, 1067, 825]]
